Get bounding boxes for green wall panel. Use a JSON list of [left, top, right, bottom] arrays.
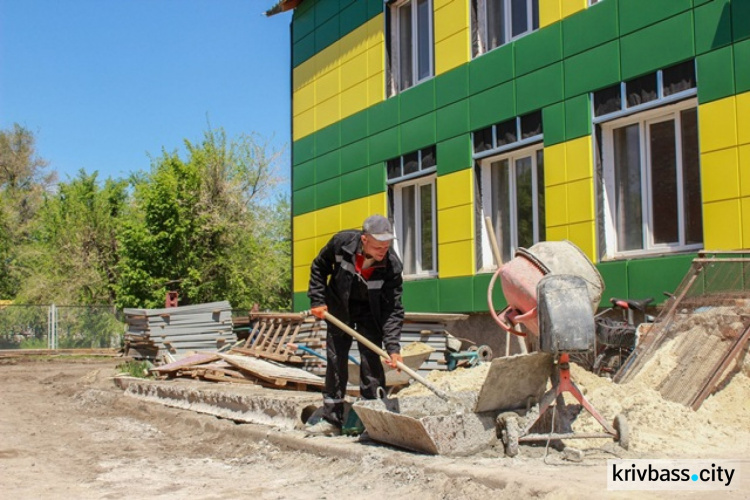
[[340, 167, 370, 203], [315, 15, 340, 53], [316, 122, 341, 156], [367, 162, 386, 195], [403, 279, 440, 312], [293, 291, 310, 312], [315, 176, 341, 210], [473, 274, 508, 313], [314, 0, 338, 26], [314, 149, 341, 182], [436, 64, 470, 108], [514, 23, 563, 77], [368, 127, 400, 164], [516, 63, 564, 115], [565, 94, 592, 141], [340, 139, 369, 174], [596, 260, 628, 306], [732, 0, 750, 42], [694, 0, 732, 55], [735, 39, 750, 94], [626, 254, 695, 303], [368, 97, 400, 135], [366, 0, 383, 18], [620, 12, 695, 80], [618, 0, 692, 36], [293, 32, 316, 68], [292, 185, 315, 216], [293, 134, 315, 166], [697, 45, 736, 104], [436, 99, 470, 142], [293, 159, 316, 191], [400, 112, 437, 153], [542, 101, 565, 147], [469, 43, 514, 94], [437, 135, 472, 176], [564, 40, 621, 98], [292, 4, 315, 44], [468, 81, 515, 131], [340, 109, 369, 146], [438, 277, 475, 312], [400, 80, 436, 122], [562, 0, 619, 57], [340, 0, 368, 35]]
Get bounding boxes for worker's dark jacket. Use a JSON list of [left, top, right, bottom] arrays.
[[308, 230, 404, 354]]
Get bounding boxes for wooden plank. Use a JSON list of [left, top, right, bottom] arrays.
[[218, 353, 325, 387], [150, 352, 219, 373]]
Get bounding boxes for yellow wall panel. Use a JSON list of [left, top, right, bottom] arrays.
[[293, 57, 317, 93], [341, 196, 371, 230], [434, 0, 454, 9], [293, 237, 318, 268], [368, 192, 388, 214], [437, 204, 474, 244], [437, 169, 473, 210], [315, 205, 341, 236], [315, 66, 340, 104], [561, 0, 587, 18], [293, 212, 316, 241], [740, 145, 750, 198], [567, 179, 595, 223], [340, 80, 369, 118], [367, 42, 385, 76], [340, 52, 368, 91], [316, 40, 340, 77], [701, 148, 740, 202], [315, 96, 341, 129], [539, 0, 562, 28], [567, 221, 597, 262], [435, 28, 470, 76], [543, 143, 567, 186], [565, 136, 593, 181], [743, 197, 750, 248], [367, 71, 385, 107], [293, 108, 315, 141], [699, 97, 738, 153], [339, 23, 369, 63], [703, 199, 742, 250], [438, 240, 475, 278], [366, 13, 385, 44], [737, 91, 750, 146], [315, 234, 334, 256], [434, 0, 469, 43], [293, 265, 311, 293], [292, 82, 315, 117], [545, 184, 569, 226], [545, 225, 569, 241]]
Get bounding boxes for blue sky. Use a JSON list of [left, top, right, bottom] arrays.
[[0, 0, 293, 184]]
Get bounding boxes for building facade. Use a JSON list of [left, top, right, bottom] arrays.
[[283, 0, 750, 314]]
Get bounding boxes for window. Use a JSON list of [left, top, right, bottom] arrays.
[[387, 0, 434, 95], [473, 111, 542, 156], [388, 147, 437, 276], [600, 100, 702, 257], [472, 0, 539, 56], [478, 143, 545, 267]]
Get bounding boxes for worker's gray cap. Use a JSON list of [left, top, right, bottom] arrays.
[[363, 215, 395, 241]]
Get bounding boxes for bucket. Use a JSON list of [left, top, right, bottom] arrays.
[[492, 240, 604, 337]]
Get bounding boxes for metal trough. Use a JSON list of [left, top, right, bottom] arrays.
[[354, 352, 553, 455]]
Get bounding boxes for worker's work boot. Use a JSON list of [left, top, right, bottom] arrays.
[[305, 419, 341, 437]]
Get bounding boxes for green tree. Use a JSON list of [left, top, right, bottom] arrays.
[[115, 127, 290, 310]]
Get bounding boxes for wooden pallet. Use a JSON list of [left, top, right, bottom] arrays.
[[237, 313, 323, 363]]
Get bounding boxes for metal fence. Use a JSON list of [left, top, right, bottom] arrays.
[[0, 304, 124, 350]]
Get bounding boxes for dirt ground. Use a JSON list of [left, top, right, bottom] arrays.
[[0, 357, 747, 499]]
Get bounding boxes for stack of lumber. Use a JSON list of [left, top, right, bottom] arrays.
[[124, 301, 235, 358]]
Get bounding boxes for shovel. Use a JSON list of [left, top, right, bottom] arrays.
[[311, 310, 456, 404]]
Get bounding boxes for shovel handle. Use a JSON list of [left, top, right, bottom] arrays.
[[318, 311, 453, 402]]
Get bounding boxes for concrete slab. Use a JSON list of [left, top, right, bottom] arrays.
[[115, 376, 321, 430]]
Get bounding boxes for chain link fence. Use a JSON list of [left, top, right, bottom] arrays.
[[0, 305, 123, 350]]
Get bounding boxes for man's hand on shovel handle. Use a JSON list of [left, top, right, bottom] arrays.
[[310, 305, 328, 319], [386, 352, 403, 372]]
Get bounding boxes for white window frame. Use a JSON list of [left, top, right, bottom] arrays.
[[478, 142, 545, 271], [474, 0, 538, 55], [389, 0, 434, 94], [600, 98, 703, 259], [392, 174, 438, 279]]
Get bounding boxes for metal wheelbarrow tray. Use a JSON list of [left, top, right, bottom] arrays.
[[353, 352, 553, 456]]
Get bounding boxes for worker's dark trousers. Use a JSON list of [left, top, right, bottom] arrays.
[[321, 319, 385, 427]]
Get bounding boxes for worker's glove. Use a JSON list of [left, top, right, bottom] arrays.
[[310, 305, 328, 320], [386, 352, 403, 372]]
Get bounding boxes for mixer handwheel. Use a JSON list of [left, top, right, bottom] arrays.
[[497, 412, 520, 457]]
